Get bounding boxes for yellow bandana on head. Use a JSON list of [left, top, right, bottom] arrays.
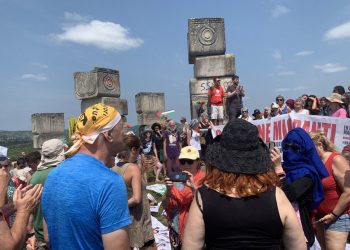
[[65, 103, 121, 156]]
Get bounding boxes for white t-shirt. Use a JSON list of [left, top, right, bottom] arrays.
[[190, 130, 201, 151], [291, 109, 309, 115]]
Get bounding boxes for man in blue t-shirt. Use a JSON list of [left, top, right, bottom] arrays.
[[42, 104, 131, 249]]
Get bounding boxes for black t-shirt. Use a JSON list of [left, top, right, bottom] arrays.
[[152, 132, 163, 151], [141, 138, 154, 156], [226, 85, 243, 110]]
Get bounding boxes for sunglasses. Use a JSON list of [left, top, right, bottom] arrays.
[[276, 99, 283, 101], [179, 159, 195, 165], [242, 111, 248, 113], [283, 143, 301, 152]]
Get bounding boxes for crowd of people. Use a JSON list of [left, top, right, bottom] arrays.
[[0, 80, 350, 249]]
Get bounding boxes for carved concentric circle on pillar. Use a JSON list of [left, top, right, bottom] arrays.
[[103, 74, 117, 90], [198, 25, 217, 46]]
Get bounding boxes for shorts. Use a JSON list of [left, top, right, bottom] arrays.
[[211, 105, 224, 119], [317, 214, 350, 232]]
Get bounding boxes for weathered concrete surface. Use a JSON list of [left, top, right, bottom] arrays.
[[33, 133, 63, 149], [137, 112, 160, 126], [188, 18, 226, 64], [74, 67, 120, 100], [135, 92, 165, 114], [81, 97, 128, 115], [190, 94, 228, 119], [189, 77, 233, 95], [32, 113, 64, 134], [194, 54, 235, 78]]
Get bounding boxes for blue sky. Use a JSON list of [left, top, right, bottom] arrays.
[[1, 0, 350, 130]]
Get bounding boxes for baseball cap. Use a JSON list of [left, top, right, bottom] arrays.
[[179, 146, 200, 160]]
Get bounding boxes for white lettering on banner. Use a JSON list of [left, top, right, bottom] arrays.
[[212, 114, 350, 152]]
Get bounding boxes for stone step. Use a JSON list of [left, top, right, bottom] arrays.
[[32, 113, 64, 134], [194, 54, 235, 78], [81, 97, 128, 115], [135, 92, 165, 114]]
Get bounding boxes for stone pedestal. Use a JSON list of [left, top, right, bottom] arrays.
[[33, 133, 63, 149], [32, 113, 64, 149], [74, 67, 120, 100], [81, 97, 128, 115], [32, 113, 64, 134], [188, 18, 226, 64], [194, 54, 235, 78], [189, 77, 233, 95], [135, 92, 165, 114], [137, 112, 160, 126]]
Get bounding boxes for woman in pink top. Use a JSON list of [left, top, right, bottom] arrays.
[[327, 93, 347, 118]]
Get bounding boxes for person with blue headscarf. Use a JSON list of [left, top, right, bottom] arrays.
[[271, 127, 329, 248]]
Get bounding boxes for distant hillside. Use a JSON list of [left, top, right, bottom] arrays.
[[0, 131, 33, 144], [0, 130, 69, 160]]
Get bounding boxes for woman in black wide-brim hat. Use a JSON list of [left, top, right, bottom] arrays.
[[182, 119, 306, 250]]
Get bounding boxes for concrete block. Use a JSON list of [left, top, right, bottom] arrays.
[[190, 94, 228, 120], [81, 97, 128, 115], [32, 113, 64, 134], [33, 133, 63, 149], [135, 92, 165, 114], [194, 54, 235, 78], [188, 18, 226, 64], [189, 77, 233, 95], [74, 67, 120, 100], [137, 112, 160, 126]]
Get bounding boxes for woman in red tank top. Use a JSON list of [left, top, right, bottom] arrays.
[[310, 131, 350, 250]]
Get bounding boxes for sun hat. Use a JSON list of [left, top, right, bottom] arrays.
[[206, 119, 272, 174], [16, 167, 32, 182], [37, 139, 66, 170], [271, 102, 279, 109], [151, 122, 161, 131], [326, 93, 344, 104], [179, 146, 200, 160]]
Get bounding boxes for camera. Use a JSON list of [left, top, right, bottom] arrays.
[[168, 172, 188, 182]]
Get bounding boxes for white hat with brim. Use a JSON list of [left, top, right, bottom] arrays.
[[326, 93, 344, 104]]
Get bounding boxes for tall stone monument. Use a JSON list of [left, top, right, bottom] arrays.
[[135, 92, 165, 126], [188, 18, 236, 119], [74, 67, 128, 118], [32, 113, 65, 149]]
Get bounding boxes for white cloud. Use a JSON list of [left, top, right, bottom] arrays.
[[295, 50, 314, 56], [294, 86, 307, 91], [314, 63, 348, 73], [64, 12, 89, 22], [275, 86, 306, 92], [21, 74, 48, 81], [272, 5, 290, 18], [324, 21, 350, 40], [275, 88, 290, 92], [51, 13, 143, 52], [272, 49, 282, 60], [32, 63, 48, 68], [278, 71, 295, 76]]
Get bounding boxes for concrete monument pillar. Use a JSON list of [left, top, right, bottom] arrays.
[[187, 18, 236, 120], [31, 113, 64, 149], [75, 67, 128, 120], [135, 92, 165, 126]]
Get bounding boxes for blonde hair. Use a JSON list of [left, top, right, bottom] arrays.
[[309, 131, 338, 153]]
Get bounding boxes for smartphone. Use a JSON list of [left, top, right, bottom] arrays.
[[168, 172, 188, 182], [267, 141, 275, 150]]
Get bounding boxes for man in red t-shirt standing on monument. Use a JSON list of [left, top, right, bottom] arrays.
[[208, 77, 225, 125]]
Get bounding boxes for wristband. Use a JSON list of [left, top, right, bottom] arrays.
[[331, 211, 340, 218]]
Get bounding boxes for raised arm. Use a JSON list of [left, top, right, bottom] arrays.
[[0, 184, 43, 250]]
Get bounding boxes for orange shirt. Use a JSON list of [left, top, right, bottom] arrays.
[[208, 85, 224, 105]]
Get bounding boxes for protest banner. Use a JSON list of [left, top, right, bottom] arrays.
[[212, 114, 350, 152]]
